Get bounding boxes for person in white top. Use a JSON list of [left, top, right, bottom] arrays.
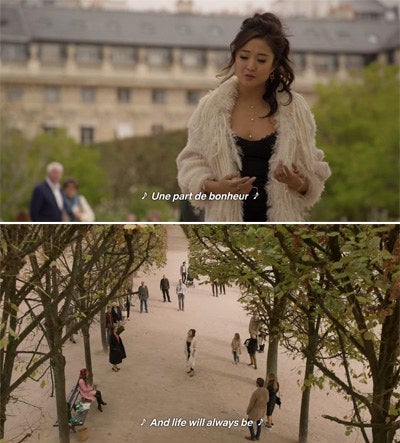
[[176, 279, 187, 312]]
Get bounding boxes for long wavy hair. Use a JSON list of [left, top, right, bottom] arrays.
[[220, 12, 294, 117]]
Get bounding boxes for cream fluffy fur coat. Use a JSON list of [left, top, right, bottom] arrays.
[[176, 76, 331, 222]]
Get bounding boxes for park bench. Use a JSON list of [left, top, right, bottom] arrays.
[[54, 381, 91, 432]]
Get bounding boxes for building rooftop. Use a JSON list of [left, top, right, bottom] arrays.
[[0, 4, 398, 54]]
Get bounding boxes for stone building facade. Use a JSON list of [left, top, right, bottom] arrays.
[[0, 4, 398, 144]]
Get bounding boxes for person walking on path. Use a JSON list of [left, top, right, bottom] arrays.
[[231, 333, 242, 364], [137, 281, 149, 313], [104, 305, 113, 345], [125, 295, 131, 320], [211, 280, 219, 297], [180, 261, 187, 283], [160, 274, 171, 302], [109, 325, 126, 372], [245, 377, 269, 441], [78, 368, 107, 412], [249, 315, 260, 337], [176, 279, 187, 311], [30, 162, 64, 222], [265, 373, 280, 428], [244, 334, 258, 369], [185, 329, 197, 376]]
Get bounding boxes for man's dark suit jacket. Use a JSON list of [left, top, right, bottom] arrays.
[[30, 181, 62, 222]]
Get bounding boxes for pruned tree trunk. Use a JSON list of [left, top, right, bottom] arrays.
[[52, 350, 69, 443], [82, 324, 93, 386], [100, 307, 108, 352], [298, 335, 317, 441], [266, 334, 279, 376], [298, 311, 320, 443]]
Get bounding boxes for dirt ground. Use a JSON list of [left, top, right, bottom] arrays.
[[7, 225, 366, 443]]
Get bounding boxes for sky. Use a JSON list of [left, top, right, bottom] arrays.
[[125, 0, 274, 14], [119, 0, 398, 15]]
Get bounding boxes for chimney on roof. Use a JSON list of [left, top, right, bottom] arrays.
[[176, 0, 194, 14]]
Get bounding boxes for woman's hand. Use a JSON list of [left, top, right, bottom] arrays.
[[273, 161, 308, 194], [204, 172, 256, 195]]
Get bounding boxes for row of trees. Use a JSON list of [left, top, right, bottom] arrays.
[[0, 224, 167, 443], [187, 224, 399, 443]]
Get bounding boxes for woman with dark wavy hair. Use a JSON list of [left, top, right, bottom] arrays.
[[177, 13, 331, 222]]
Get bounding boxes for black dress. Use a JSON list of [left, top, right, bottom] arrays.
[[109, 333, 126, 365], [234, 132, 276, 222]]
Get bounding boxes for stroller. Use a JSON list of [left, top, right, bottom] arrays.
[[186, 272, 195, 288]]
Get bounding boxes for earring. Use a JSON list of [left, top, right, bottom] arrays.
[[269, 71, 275, 81]]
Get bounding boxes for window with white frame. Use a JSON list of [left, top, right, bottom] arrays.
[[110, 46, 137, 65], [44, 86, 60, 102], [152, 89, 166, 104], [81, 87, 96, 103], [115, 122, 134, 139], [181, 49, 206, 68], [186, 90, 199, 105], [6, 85, 23, 101], [0, 43, 28, 61], [39, 43, 66, 63], [75, 45, 102, 63], [313, 54, 337, 73], [117, 87, 131, 103], [146, 48, 172, 67], [345, 55, 365, 70], [80, 126, 95, 145]]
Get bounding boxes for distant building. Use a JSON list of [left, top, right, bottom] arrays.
[[0, 4, 398, 144]]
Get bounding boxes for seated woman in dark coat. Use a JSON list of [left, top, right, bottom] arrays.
[[109, 325, 126, 372]]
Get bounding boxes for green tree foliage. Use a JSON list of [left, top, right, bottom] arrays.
[[312, 63, 399, 221], [98, 130, 183, 197], [187, 224, 400, 443], [96, 130, 185, 221], [0, 126, 108, 221]]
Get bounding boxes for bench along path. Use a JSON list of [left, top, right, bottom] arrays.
[[53, 381, 91, 432]]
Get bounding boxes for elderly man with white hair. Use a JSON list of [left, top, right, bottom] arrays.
[[30, 162, 64, 221]]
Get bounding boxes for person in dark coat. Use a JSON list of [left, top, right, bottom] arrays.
[[111, 302, 122, 324], [265, 373, 280, 428], [109, 325, 126, 372], [160, 274, 171, 302], [104, 306, 113, 345], [211, 279, 219, 297], [125, 296, 131, 319], [137, 281, 149, 313], [244, 334, 258, 369], [30, 162, 64, 222]]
